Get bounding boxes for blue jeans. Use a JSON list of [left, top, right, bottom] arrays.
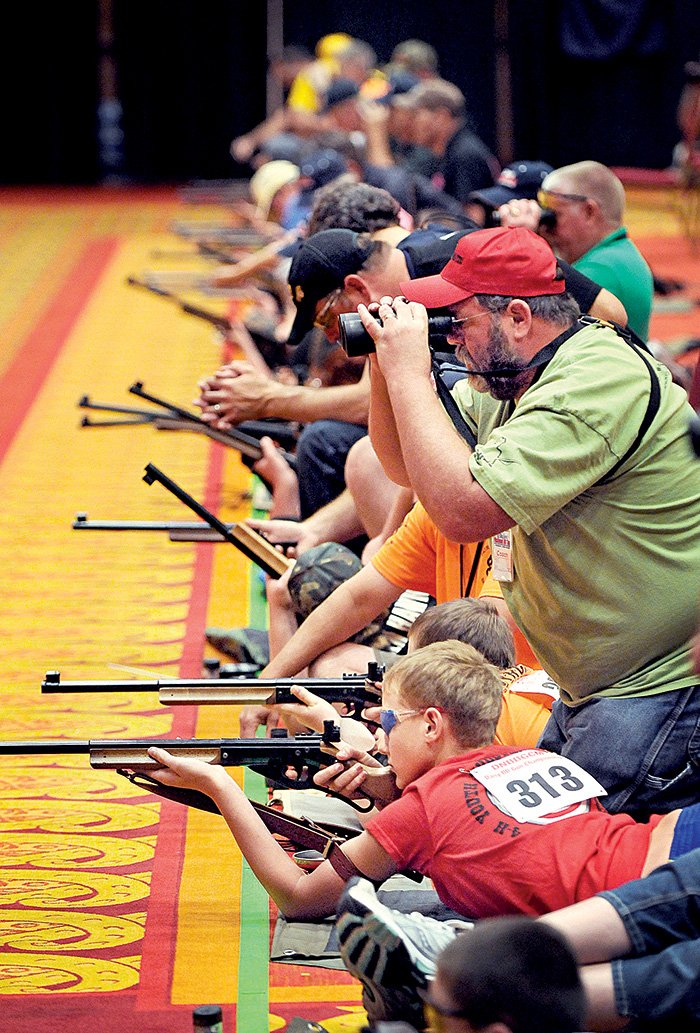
[[597, 847, 700, 1024], [537, 686, 700, 819], [296, 421, 367, 519]]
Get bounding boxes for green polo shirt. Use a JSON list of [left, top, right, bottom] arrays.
[[573, 227, 653, 340], [452, 320, 700, 705]]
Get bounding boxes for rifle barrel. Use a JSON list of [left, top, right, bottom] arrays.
[[0, 732, 338, 772], [42, 671, 372, 694], [73, 516, 221, 532]]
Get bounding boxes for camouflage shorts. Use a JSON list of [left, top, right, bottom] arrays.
[[287, 542, 395, 649]]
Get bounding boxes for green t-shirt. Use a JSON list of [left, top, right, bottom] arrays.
[[452, 320, 700, 705], [573, 227, 653, 341]]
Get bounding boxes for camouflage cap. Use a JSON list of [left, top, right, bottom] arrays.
[[288, 541, 393, 647]]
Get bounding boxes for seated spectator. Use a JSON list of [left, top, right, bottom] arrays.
[[500, 160, 653, 339], [466, 158, 553, 227], [387, 38, 440, 81], [401, 80, 500, 206], [313, 125, 467, 221], [230, 33, 354, 163], [306, 180, 404, 235], [247, 159, 301, 229]]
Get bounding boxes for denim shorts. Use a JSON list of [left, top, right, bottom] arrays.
[[537, 686, 700, 819], [598, 847, 700, 1023]]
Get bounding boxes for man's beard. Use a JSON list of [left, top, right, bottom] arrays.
[[461, 318, 532, 401]]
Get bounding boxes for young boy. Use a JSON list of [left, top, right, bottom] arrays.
[[146, 640, 700, 924]]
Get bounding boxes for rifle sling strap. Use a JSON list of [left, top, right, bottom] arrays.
[[118, 770, 352, 850]]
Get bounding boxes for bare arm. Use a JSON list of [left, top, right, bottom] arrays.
[[197, 360, 370, 425], [589, 287, 627, 327], [362, 300, 515, 542], [368, 354, 411, 485], [261, 563, 403, 679], [210, 231, 298, 289], [146, 749, 395, 918], [248, 488, 365, 554]]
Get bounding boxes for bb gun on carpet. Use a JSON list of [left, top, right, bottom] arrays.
[[168, 220, 273, 248], [126, 276, 232, 333], [178, 178, 252, 207], [73, 512, 249, 543], [41, 663, 384, 721], [0, 723, 394, 813], [73, 462, 292, 576], [125, 274, 290, 373], [78, 381, 298, 470]]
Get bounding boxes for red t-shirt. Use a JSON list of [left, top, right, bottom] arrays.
[[366, 746, 663, 918]]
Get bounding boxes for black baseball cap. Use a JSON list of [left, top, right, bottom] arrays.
[[468, 160, 554, 209], [287, 229, 375, 345]]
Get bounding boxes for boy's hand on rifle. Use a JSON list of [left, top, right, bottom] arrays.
[[146, 747, 231, 796], [277, 684, 339, 734], [278, 686, 376, 752], [314, 746, 392, 804]]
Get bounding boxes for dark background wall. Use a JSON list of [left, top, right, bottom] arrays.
[[3, 0, 700, 185]]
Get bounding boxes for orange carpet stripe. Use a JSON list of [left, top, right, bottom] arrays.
[[0, 236, 120, 463]]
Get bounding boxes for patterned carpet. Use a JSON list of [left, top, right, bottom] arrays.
[[0, 183, 697, 1033]]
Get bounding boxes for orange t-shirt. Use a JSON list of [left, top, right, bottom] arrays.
[[372, 500, 491, 603], [496, 667, 557, 748], [372, 502, 539, 667]]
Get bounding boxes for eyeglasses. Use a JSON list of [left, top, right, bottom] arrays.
[[378, 708, 423, 735], [449, 312, 490, 330], [378, 706, 444, 735], [537, 187, 589, 210], [313, 288, 343, 330]]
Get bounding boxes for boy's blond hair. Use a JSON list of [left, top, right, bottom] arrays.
[[384, 640, 502, 749]]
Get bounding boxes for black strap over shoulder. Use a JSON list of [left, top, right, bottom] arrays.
[[432, 316, 661, 482], [577, 317, 661, 484], [432, 357, 477, 448]]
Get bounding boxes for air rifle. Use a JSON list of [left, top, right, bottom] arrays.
[[169, 220, 272, 247], [142, 461, 292, 576], [0, 725, 338, 777], [0, 724, 390, 812], [78, 383, 296, 471], [42, 664, 384, 721], [74, 462, 291, 574], [127, 276, 232, 332], [73, 513, 234, 543]]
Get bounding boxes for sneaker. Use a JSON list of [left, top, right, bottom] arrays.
[[204, 626, 269, 665], [336, 878, 461, 1026]]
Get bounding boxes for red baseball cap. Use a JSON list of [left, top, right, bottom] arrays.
[[400, 226, 565, 307]]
